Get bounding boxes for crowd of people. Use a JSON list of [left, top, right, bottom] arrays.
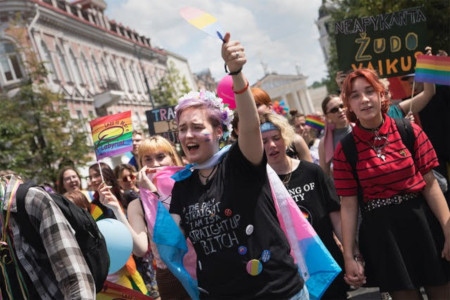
[[0, 32, 449, 300]]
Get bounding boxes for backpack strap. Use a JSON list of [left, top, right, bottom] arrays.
[[15, 181, 42, 248], [339, 132, 364, 204], [340, 133, 358, 178], [0, 180, 38, 299], [393, 118, 415, 157]]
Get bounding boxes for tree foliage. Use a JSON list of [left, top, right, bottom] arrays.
[[151, 61, 191, 107], [322, 0, 450, 93], [0, 61, 91, 185]]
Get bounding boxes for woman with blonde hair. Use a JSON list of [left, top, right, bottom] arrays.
[[260, 112, 349, 299]]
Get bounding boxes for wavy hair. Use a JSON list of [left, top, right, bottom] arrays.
[[341, 68, 389, 122]]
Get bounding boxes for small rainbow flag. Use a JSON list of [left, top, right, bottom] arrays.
[[89, 111, 133, 160], [414, 54, 450, 86], [305, 115, 325, 131]]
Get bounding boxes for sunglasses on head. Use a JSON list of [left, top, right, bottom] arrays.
[[327, 104, 344, 114], [121, 174, 136, 182]]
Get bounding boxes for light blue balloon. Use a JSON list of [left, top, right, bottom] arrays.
[[97, 218, 133, 274]]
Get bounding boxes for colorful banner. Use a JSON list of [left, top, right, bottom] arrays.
[[335, 7, 427, 78], [97, 281, 152, 300], [145, 106, 178, 144], [414, 54, 450, 86], [89, 111, 133, 160]]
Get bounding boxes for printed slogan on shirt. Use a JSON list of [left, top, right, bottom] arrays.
[[183, 198, 241, 255]]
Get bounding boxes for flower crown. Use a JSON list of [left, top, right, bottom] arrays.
[[177, 90, 234, 132]]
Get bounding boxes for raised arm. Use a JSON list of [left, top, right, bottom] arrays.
[[398, 82, 435, 115], [221, 32, 262, 165]]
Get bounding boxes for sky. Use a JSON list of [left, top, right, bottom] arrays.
[[104, 0, 329, 86]]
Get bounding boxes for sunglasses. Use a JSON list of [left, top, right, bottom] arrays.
[[327, 104, 344, 114], [121, 174, 136, 182]]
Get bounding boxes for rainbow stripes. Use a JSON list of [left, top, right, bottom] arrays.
[[89, 111, 133, 160], [414, 55, 450, 86], [305, 115, 325, 131]]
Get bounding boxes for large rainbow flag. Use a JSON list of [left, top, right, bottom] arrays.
[[414, 54, 450, 86], [140, 165, 340, 300], [89, 111, 133, 160]]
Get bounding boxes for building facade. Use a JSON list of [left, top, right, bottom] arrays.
[[0, 0, 197, 134]]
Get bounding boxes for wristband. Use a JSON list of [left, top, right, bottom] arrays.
[[232, 80, 249, 94], [224, 63, 242, 76], [229, 67, 242, 76]]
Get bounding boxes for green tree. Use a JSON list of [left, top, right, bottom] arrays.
[[323, 0, 450, 92], [151, 61, 191, 107], [0, 61, 91, 185]]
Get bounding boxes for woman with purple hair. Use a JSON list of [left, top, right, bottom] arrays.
[[169, 33, 307, 299]]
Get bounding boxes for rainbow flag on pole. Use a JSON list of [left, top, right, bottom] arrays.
[[89, 111, 133, 160], [414, 54, 450, 86]]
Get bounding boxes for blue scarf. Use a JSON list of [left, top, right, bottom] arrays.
[[171, 145, 231, 182]]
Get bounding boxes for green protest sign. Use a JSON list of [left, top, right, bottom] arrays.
[[335, 7, 427, 78]]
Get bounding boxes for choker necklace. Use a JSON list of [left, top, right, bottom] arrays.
[[360, 119, 384, 132], [199, 164, 218, 184]]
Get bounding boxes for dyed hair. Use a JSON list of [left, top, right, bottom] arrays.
[[114, 163, 137, 180], [321, 94, 340, 115], [252, 87, 272, 107], [64, 190, 91, 211], [341, 68, 389, 122], [260, 112, 296, 147], [57, 166, 81, 194], [138, 135, 183, 167], [88, 162, 126, 208], [175, 90, 233, 134]]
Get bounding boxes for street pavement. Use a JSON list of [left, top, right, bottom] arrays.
[[348, 287, 383, 299], [348, 287, 429, 299]]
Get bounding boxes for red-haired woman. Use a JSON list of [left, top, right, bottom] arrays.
[[333, 68, 450, 299]]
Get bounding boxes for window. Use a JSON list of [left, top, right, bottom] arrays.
[[56, 45, 70, 82], [92, 55, 103, 87], [40, 41, 56, 80], [81, 54, 94, 88], [118, 61, 130, 91], [69, 49, 82, 85], [0, 41, 23, 83]]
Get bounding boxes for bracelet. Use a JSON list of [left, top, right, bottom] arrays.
[[229, 67, 242, 76], [232, 80, 249, 94], [224, 63, 242, 75]]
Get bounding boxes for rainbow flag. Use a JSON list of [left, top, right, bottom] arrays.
[[414, 54, 450, 86], [89, 111, 133, 160], [305, 115, 325, 131]]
